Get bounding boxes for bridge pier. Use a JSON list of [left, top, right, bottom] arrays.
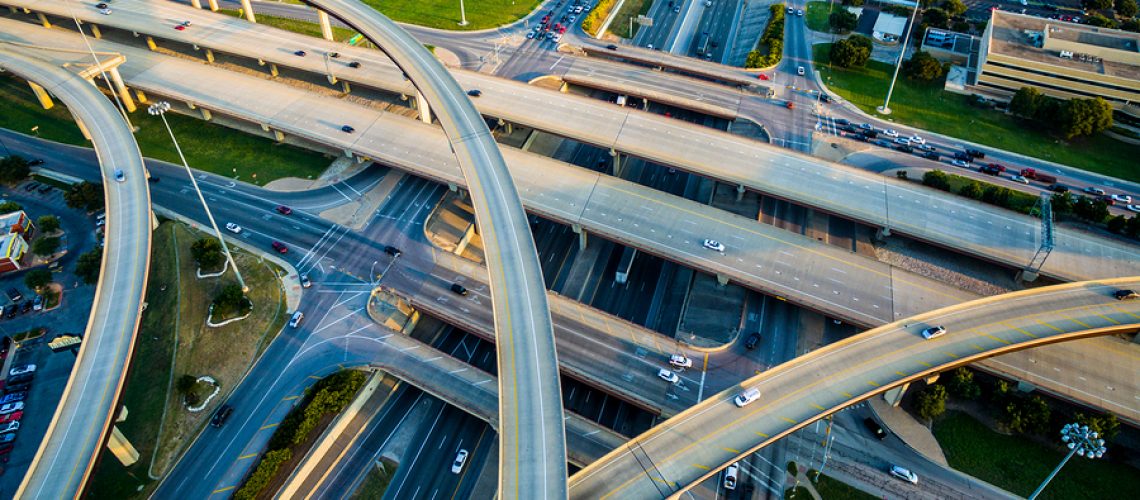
[[90, 24, 102, 39], [318, 10, 335, 41], [203, 48, 215, 63], [208, 0, 220, 11], [107, 68, 136, 112], [716, 274, 729, 286], [448, 182, 459, 192], [572, 224, 587, 250], [1016, 268, 1039, 283], [76, 119, 93, 141], [456, 222, 478, 256], [736, 184, 746, 202], [239, 0, 257, 22], [108, 426, 139, 466], [145, 36, 158, 52], [27, 81, 54, 110], [266, 62, 280, 77], [415, 91, 432, 124], [559, 82, 570, 93], [190, 0, 201, 8], [609, 148, 624, 177], [135, 89, 147, 104], [883, 383, 909, 407], [875, 227, 891, 241], [36, 12, 51, 28], [199, 107, 212, 121]]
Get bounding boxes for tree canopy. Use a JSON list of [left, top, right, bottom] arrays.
[[829, 36, 872, 68], [903, 51, 946, 81]]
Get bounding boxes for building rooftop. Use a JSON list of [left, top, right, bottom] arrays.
[[0, 211, 27, 235], [987, 10, 1140, 81]]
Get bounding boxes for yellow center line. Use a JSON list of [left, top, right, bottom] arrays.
[[894, 371, 907, 377], [1109, 304, 1140, 321], [755, 431, 770, 438], [238, 453, 256, 460], [692, 464, 711, 471], [1061, 313, 1092, 329], [781, 417, 797, 424], [811, 404, 825, 411], [972, 344, 984, 351], [867, 380, 880, 387], [1000, 321, 1038, 339], [722, 447, 740, 454], [212, 486, 235, 494], [943, 352, 960, 359], [259, 423, 278, 431]]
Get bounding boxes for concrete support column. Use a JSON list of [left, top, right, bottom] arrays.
[[135, 89, 148, 103], [875, 227, 891, 241], [186, 102, 197, 110], [327, 73, 339, 85], [924, 373, 940, 385], [572, 224, 587, 251], [609, 149, 623, 178], [416, 91, 432, 124], [239, 0, 256, 22], [268, 63, 279, 77], [76, 118, 93, 141], [317, 10, 335, 41], [1016, 268, 1039, 283], [204, 48, 215, 63], [190, 0, 202, 8], [643, 98, 650, 111], [448, 182, 459, 192], [455, 223, 477, 256], [736, 184, 746, 202], [343, 149, 354, 159], [1017, 381, 1037, 393], [151, 210, 160, 231], [559, 82, 569, 93], [28, 81, 54, 110], [883, 382, 910, 407], [145, 36, 158, 51], [36, 12, 51, 28], [716, 274, 729, 286], [200, 108, 212, 121], [107, 426, 140, 466], [108, 68, 136, 113], [91, 24, 102, 39], [208, 0, 219, 11], [7, 6, 17, 14], [340, 80, 351, 94], [272, 129, 285, 142]]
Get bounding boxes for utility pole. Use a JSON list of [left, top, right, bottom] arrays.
[[877, 1, 921, 115], [458, 0, 468, 26]]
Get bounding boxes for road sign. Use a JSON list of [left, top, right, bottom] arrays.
[[636, 15, 654, 27]]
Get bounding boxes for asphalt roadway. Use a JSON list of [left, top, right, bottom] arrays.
[[0, 50, 153, 499], [568, 277, 1140, 498]]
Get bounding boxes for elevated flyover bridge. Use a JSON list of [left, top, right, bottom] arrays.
[[6, 20, 1138, 425], [12, 0, 1140, 285], [0, 48, 152, 499], [568, 278, 1140, 499]]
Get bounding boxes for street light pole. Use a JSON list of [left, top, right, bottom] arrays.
[[458, 0, 468, 26], [1029, 423, 1107, 500], [877, 1, 921, 115], [147, 101, 249, 294]]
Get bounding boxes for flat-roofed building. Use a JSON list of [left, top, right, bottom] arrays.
[[975, 10, 1140, 117]]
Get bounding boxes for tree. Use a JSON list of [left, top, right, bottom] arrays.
[[24, 268, 52, 290], [75, 247, 103, 284], [922, 170, 951, 191], [1122, 18, 1140, 32], [37, 215, 61, 233], [915, 384, 948, 421], [65, 181, 105, 211], [982, 186, 1014, 208], [958, 181, 983, 200], [842, 0, 865, 6], [1009, 87, 1045, 120], [32, 237, 60, 256], [1107, 214, 1127, 233], [896, 170, 909, 180], [920, 8, 951, 32], [1126, 215, 1140, 239], [829, 10, 858, 33], [191, 238, 224, 269], [1085, 13, 1118, 27], [942, 0, 968, 16], [1118, 0, 1139, 17], [903, 51, 946, 81], [952, 20, 972, 33], [1084, 0, 1113, 9], [1002, 395, 1051, 434], [1073, 197, 1110, 223], [1075, 412, 1120, 441], [0, 156, 30, 184], [213, 283, 250, 317], [830, 36, 872, 68], [945, 367, 981, 400], [0, 201, 21, 213], [1059, 97, 1113, 139], [1051, 192, 1074, 214], [990, 379, 1013, 404]]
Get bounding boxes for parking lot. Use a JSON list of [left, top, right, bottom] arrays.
[[0, 180, 100, 488]]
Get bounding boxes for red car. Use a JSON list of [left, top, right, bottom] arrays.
[[559, 25, 568, 34], [276, 205, 293, 215], [757, 73, 769, 80], [271, 241, 288, 254], [0, 411, 22, 424]]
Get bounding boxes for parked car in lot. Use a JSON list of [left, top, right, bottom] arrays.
[[0, 402, 23, 415], [6, 288, 22, 302], [0, 392, 26, 404], [1083, 187, 1107, 196], [0, 411, 22, 424], [1111, 194, 1133, 204], [0, 421, 18, 435], [882, 129, 899, 137], [8, 365, 35, 377]]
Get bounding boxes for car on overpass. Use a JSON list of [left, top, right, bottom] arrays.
[[921, 325, 947, 340]]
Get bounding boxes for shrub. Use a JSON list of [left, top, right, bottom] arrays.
[[75, 247, 103, 284], [958, 181, 983, 200], [916, 384, 948, 421], [191, 237, 224, 269], [233, 449, 293, 500], [945, 367, 980, 400], [37, 215, 61, 233], [32, 237, 61, 256], [0, 156, 30, 184], [745, 5, 786, 68], [580, 0, 619, 36], [24, 268, 52, 290], [0, 201, 21, 213], [922, 170, 951, 191]]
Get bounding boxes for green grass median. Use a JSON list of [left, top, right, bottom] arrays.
[[933, 411, 1140, 499], [0, 75, 331, 183], [364, 0, 542, 30], [813, 44, 1140, 182], [805, 1, 834, 32]]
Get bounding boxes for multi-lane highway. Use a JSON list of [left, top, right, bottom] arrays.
[[0, 49, 153, 499], [569, 277, 1140, 498]]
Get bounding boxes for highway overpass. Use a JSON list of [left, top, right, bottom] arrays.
[[568, 278, 1140, 498], [7, 21, 1138, 425], [14, 0, 1138, 284], [0, 48, 153, 498]]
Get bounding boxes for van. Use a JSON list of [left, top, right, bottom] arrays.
[[289, 311, 304, 328], [723, 462, 739, 490], [734, 388, 761, 407]]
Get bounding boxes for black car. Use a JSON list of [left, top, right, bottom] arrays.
[[896, 145, 913, 154], [862, 129, 878, 138], [23, 183, 38, 192], [5, 382, 31, 394], [965, 148, 985, 159], [348, 61, 361, 68], [28, 159, 44, 166], [744, 332, 761, 350], [148, 176, 160, 183], [923, 152, 940, 161], [1049, 184, 1069, 193], [466, 89, 482, 97], [21, 300, 33, 313], [37, 185, 52, 194], [293, 50, 306, 56], [340, 125, 355, 133], [7, 373, 33, 385], [979, 165, 1002, 175], [328, 51, 339, 58], [953, 152, 972, 162], [384, 245, 402, 257], [4, 308, 15, 319], [863, 418, 887, 440], [819, 93, 832, 103], [606, 44, 618, 50], [211, 405, 234, 427], [1114, 289, 1139, 300], [834, 118, 850, 126], [6, 288, 22, 302], [450, 283, 468, 296]]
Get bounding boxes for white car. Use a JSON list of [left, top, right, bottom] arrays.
[[894, 137, 910, 145], [723, 462, 739, 490], [890, 465, 919, 484], [909, 135, 925, 144], [883, 129, 899, 138], [1083, 187, 1106, 196], [1011, 175, 1029, 184], [9, 364, 36, 377], [225, 222, 242, 234], [658, 368, 680, 384], [921, 325, 946, 340], [1111, 194, 1133, 204], [702, 239, 725, 252], [99, 7, 112, 15], [451, 449, 469, 473], [0, 421, 18, 435], [797, 66, 805, 76], [553, 33, 563, 42], [289, 311, 304, 328], [526, 30, 535, 39], [669, 354, 693, 369], [0, 402, 23, 415], [796, 9, 804, 16], [950, 160, 969, 168], [1127, 205, 1140, 213], [786, 7, 794, 14], [734, 387, 762, 407]]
